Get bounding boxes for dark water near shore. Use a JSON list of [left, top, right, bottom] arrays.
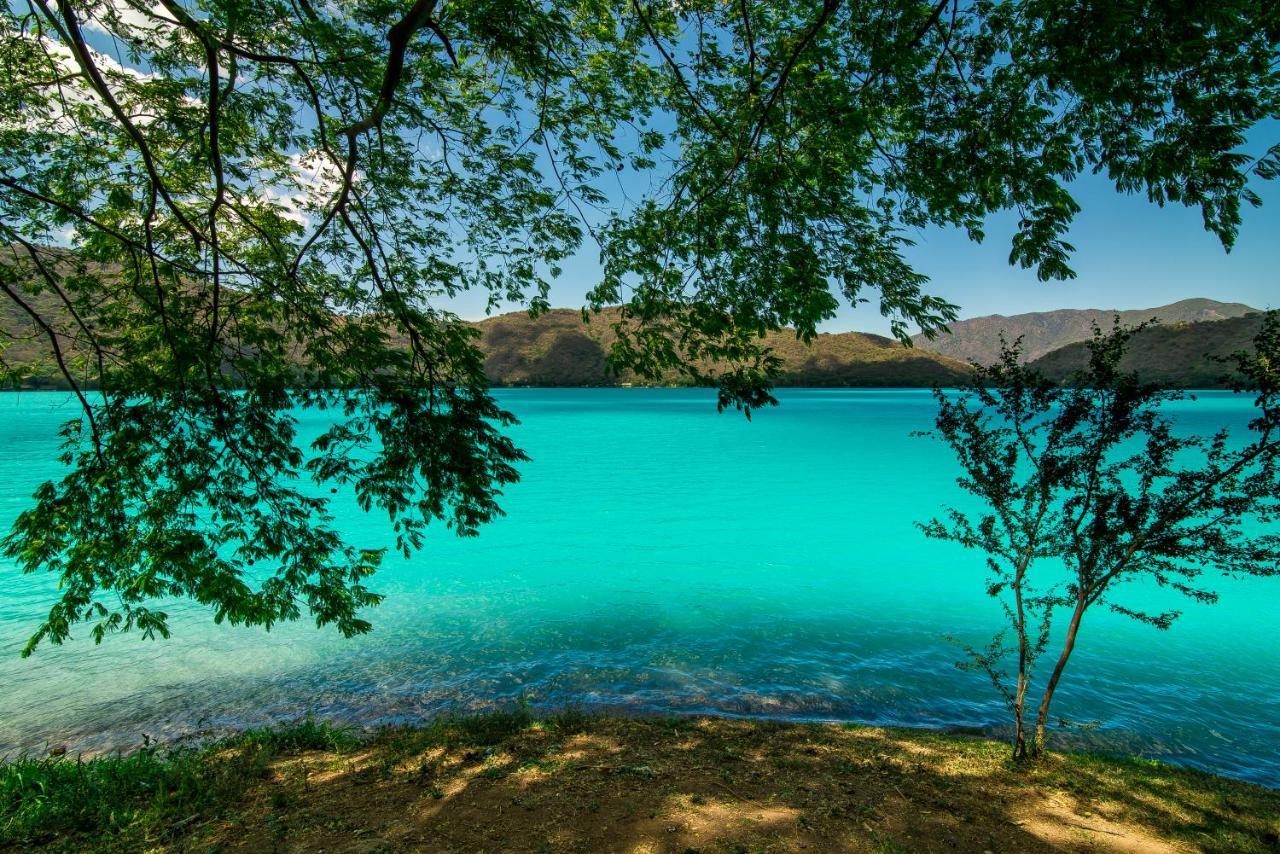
[[1, 389, 1277, 785]]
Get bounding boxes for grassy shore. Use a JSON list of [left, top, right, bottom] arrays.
[[2, 712, 1277, 853]]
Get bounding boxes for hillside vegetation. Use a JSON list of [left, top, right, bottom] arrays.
[[1029, 314, 1268, 388], [475, 308, 971, 388], [5, 276, 1265, 392], [913, 298, 1258, 364], [1, 289, 973, 389], [0, 251, 92, 390]]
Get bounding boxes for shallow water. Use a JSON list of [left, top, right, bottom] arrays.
[[0, 389, 1277, 785]]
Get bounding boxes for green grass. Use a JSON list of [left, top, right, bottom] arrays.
[[0, 707, 599, 847], [226, 715, 359, 753], [0, 717, 354, 849]]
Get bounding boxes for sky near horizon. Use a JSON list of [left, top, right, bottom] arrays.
[[439, 167, 1280, 337]]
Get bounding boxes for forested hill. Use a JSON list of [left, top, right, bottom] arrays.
[[476, 308, 971, 387], [1, 292, 973, 390], [912, 298, 1258, 364], [1028, 313, 1269, 388]]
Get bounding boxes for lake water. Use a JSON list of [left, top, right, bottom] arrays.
[[1, 389, 1277, 786]]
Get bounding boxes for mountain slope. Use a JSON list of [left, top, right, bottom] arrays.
[[8, 289, 1266, 391], [475, 308, 973, 387], [1029, 314, 1267, 388], [912, 298, 1258, 365], [2, 292, 974, 389]]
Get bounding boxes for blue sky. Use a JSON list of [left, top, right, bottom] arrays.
[[72, 11, 1276, 338], [882, 171, 1280, 330], [440, 167, 1279, 336]]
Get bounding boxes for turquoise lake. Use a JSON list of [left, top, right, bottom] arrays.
[[1, 389, 1277, 785]]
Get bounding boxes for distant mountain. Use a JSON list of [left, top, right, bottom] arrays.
[[2, 287, 974, 389], [1029, 313, 1268, 388], [912, 299, 1259, 365], [0, 259, 81, 389], [475, 308, 972, 388]]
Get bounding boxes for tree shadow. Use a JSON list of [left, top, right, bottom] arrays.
[[182, 715, 1280, 853]]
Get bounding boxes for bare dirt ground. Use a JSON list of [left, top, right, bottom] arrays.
[[175, 716, 1279, 853]]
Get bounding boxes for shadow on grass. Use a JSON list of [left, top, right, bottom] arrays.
[[5, 712, 1279, 853]]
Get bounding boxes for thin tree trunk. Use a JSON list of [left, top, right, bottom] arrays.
[[1012, 680, 1028, 760], [1032, 597, 1086, 756], [1011, 579, 1030, 761], [1009, 504, 1049, 762]]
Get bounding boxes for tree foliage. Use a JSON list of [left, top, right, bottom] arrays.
[[921, 313, 1280, 758], [1, 0, 1277, 650]]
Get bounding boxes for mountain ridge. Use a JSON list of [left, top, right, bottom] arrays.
[[0, 296, 975, 390], [3, 283, 1265, 390], [911, 298, 1259, 364], [473, 307, 972, 388], [1028, 313, 1268, 388]]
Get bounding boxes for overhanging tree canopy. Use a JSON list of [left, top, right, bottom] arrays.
[[1, 0, 1277, 652]]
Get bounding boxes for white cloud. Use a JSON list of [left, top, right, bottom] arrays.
[[82, 0, 179, 37], [0, 24, 176, 137], [258, 151, 351, 227]]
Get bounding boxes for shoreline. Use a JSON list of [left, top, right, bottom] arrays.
[[10, 703, 1273, 791], [0, 385, 1258, 393], [4, 711, 1277, 852]]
